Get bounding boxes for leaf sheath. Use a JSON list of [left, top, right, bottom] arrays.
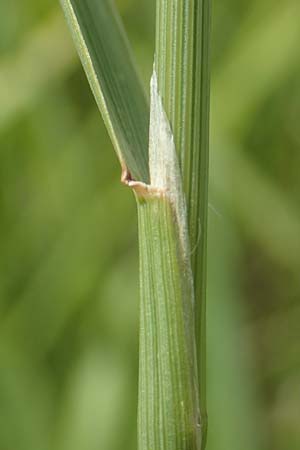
[[137, 197, 201, 450]]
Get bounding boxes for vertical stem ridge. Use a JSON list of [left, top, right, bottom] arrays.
[[191, 3, 211, 445]]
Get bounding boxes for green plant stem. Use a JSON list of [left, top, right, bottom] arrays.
[[135, 71, 202, 450], [155, 0, 211, 445], [137, 197, 200, 450]]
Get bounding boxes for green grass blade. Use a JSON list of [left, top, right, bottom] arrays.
[[60, 0, 149, 182]]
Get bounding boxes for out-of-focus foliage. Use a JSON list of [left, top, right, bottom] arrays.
[[0, 1, 299, 449]]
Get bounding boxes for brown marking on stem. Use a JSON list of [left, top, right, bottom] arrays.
[[121, 166, 165, 198]]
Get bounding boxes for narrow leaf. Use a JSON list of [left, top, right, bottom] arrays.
[[60, 0, 150, 182]]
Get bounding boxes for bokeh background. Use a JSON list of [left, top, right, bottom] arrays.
[[0, 0, 299, 449]]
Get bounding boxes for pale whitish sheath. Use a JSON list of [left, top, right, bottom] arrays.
[[124, 68, 195, 268]]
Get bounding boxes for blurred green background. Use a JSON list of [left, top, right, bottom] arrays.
[[0, 0, 299, 449]]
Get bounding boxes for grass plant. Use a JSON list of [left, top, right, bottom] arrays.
[[60, 0, 211, 449], [1, 0, 300, 449]]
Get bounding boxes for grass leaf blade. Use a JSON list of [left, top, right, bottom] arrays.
[[60, 0, 150, 182]]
